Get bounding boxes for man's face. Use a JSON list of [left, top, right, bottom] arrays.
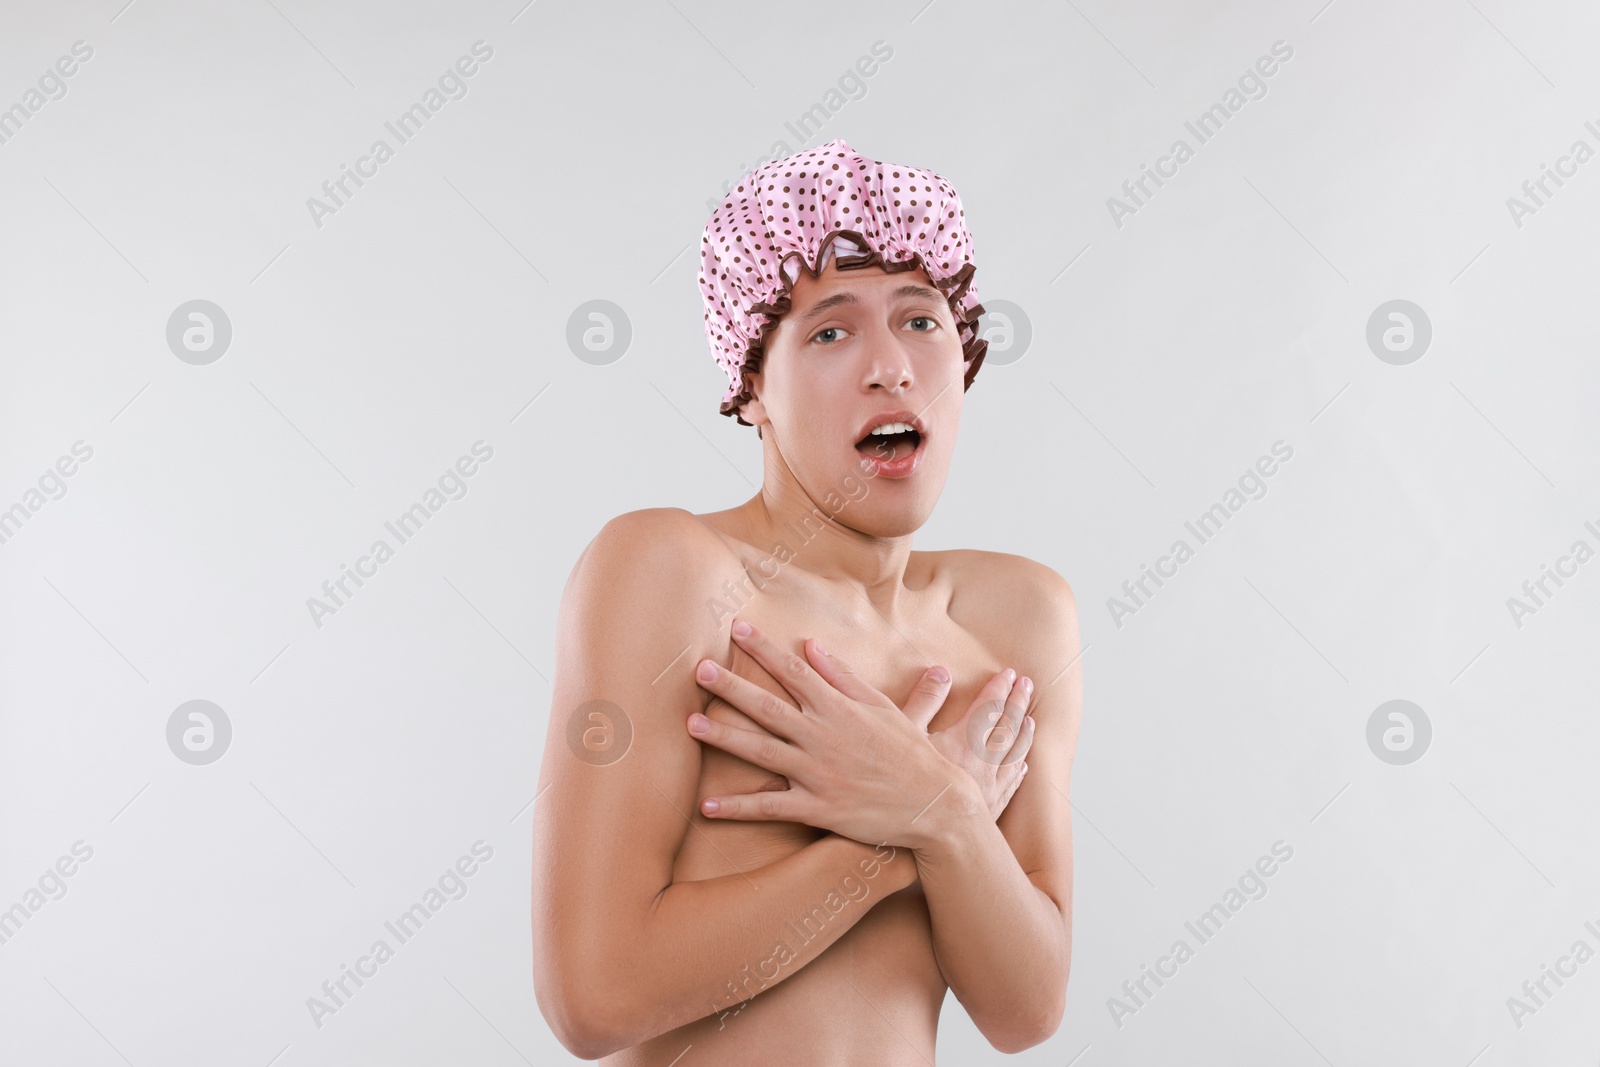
[[743, 261, 967, 536]]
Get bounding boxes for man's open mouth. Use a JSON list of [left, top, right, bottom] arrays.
[[856, 424, 922, 461]]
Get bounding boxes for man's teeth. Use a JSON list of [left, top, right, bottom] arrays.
[[868, 422, 915, 436]]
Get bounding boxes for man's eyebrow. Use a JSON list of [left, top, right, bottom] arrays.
[[792, 284, 946, 330]]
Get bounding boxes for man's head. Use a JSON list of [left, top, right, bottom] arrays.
[[698, 139, 987, 429], [739, 258, 966, 534]]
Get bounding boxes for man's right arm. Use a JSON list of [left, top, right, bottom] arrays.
[[531, 509, 915, 1060]]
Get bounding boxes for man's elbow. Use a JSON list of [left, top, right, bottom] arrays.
[[985, 1012, 1063, 1054], [537, 993, 601, 1060], [535, 968, 635, 1060], [547, 1019, 609, 1061], [542, 999, 641, 1060], [980, 987, 1066, 1054]]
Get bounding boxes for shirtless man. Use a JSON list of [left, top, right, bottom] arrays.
[[532, 141, 1081, 1064]]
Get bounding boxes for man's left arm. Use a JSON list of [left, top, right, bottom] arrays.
[[916, 558, 1081, 1053]]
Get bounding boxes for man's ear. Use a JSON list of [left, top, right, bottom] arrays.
[[742, 371, 770, 433]]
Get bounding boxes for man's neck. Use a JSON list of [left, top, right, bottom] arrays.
[[736, 475, 915, 620]]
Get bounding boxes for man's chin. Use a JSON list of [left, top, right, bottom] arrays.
[[843, 494, 939, 540]]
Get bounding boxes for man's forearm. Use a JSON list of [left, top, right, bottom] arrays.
[[915, 808, 1070, 1052], [581, 834, 915, 1054]]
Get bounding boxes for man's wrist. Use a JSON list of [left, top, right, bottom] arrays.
[[904, 772, 990, 857], [823, 833, 920, 893]]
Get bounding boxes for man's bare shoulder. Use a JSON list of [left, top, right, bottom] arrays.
[[570, 507, 738, 586], [936, 548, 1075, 613], [935, 548, 1078, 664], [555, 509, 740, 726]]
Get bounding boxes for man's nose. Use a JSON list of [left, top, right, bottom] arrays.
[[862, 334, 913, 393]]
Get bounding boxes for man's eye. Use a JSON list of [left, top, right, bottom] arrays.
[[813, 327, 843, 344], [907, 316, 936, 331]]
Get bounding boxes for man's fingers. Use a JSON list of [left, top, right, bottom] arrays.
[[958, 669, 1024, 765], [807, 638, 894, 708], [694, 658, 808, 739], [688, 712, 803, 777], [996, 760, 1028, 816], [931, 668, 1011, 736], [974, 672, 1030, 766], [700, 787, 810, 823], [728, 619, 825, 712], [902, 665, 954, 729], [993, 675, 1034, 759], [1008, 714, 1037, 766]]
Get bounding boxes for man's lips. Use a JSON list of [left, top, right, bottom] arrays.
[[853, 429, 926, 479], [848, 409, 929, 479], [852, 408, 927, 447], [854, 432, 921, 460]]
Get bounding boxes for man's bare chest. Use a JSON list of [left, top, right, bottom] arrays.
[[706, 555, 1004, 736], [670, 544, 1009, 878]]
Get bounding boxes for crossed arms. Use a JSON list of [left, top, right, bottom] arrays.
[[531, 509, 1082, 1058]]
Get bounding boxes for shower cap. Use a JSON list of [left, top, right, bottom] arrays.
[[698, 139, 987, 425]]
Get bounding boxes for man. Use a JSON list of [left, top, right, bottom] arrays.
[[532, 140, 1081, 1063]]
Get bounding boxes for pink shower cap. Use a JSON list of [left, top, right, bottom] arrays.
[[698, 139, 987, 425]]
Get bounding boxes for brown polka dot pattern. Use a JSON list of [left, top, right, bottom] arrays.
[[697, 139, 988, 426]]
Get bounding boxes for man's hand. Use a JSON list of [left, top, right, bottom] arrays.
[[686, 618, 1017, 849], [925, 668, 1034, 820]]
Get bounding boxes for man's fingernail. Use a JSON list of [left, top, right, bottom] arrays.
[[689, 713, 710, 733], [702, 798, 720, 814], [929, 665, 950, 683], [697, 660, 717, 682], [733, 620, 753, 637], [815, 640, 829, 657]]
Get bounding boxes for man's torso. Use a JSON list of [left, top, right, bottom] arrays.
[[611, 508, 1024, 1066]]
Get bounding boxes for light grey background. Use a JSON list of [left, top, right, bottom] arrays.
[[1, 0, 1596, 1063]]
